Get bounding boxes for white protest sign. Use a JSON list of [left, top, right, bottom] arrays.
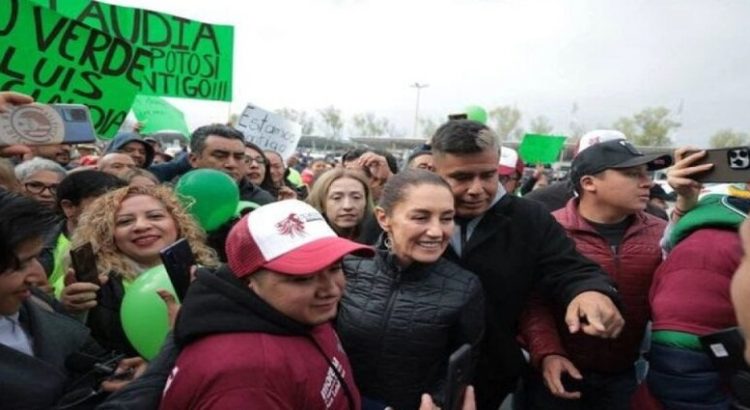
[[235, 103, 302, 160]]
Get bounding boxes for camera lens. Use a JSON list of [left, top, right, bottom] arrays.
[[68, 109, 87, 122]]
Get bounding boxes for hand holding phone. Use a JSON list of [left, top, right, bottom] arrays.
[[62, 244, 101, 313], [71, 243, 100, 286], [0, 103, 96, 146]]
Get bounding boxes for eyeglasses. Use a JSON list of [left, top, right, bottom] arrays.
[[246, 156, 266, 165], [24, 181, 58, 195]]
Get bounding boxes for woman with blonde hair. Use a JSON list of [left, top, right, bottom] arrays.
[[307, 168, 377, 243], [61, 185, 219, 355]]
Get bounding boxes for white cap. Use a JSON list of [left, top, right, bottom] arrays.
[[226, 200, 373, 277], [576, 130, 626, 156], [498, 147, 523, 175]]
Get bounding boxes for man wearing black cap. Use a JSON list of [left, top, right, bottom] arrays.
[[519, 139, 671, 409]]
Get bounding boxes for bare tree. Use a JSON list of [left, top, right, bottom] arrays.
[[488, 106, 523, 141], [419, 116, 440, 140], [275, 108, 316, 135], [351, 112, 405, 138], [613, 107, 680, 146], [710, 129, 749, 148], [318, 106, 345, 140], [529, 115, 554, 135]]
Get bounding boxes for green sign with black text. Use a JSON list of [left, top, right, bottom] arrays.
[[36, 0, 233, 101], [0, 0, 148, 138]]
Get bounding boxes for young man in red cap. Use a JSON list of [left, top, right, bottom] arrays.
[[519, 139, 671, 409], [497, 146, 525, 195], [161, 200, 374, 410]]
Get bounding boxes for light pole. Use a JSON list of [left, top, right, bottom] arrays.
[[411, 82, 429, 138]]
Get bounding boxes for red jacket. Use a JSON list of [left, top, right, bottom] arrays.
[[519, 199, 665, 373], [650, 228, 740, 335], [160, 268, 360, 410], [161, 324, 359, 410]]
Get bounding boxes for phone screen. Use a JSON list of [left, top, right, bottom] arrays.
[[160, 238, 195, 302], [71, 243, 99, 285]]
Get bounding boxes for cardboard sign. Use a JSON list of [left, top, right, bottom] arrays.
[[0, 0, 148, 138], [37, 0, 234, 101], [132, 95, 189, 137], [518, 134, 568, 164], [236, 104, 302, 160]]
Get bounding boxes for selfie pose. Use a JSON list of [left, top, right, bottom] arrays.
[[60, 185, 218, 355], [336, 170, 484, 410]]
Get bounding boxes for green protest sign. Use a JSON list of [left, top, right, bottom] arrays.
[[132, 95, 189, 137], [0, 0, 148, 138], [518, 134, 568, 164], [37, 0, 233, 101]]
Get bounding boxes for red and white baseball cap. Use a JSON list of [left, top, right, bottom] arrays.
[[225, 200, 374, 277], [498, 147, 524, 176], [576, 130, 626, 156]]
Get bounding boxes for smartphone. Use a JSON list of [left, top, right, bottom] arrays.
[[444, 344, 473, 410], [689, 146, 750, 183], [70, 243, 100, 285], [0, 103, 97, 146], [448, 113, 468, 121], [699, 327, 749, 375], [159, 238, 195, 302], [561, 373, 583, 393]]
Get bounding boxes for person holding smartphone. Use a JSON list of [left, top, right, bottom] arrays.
[[60, 185, 219, 356], [631, 147, 748, 409]]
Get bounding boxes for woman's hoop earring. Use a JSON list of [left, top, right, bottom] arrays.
[[384, 236, 393, 250]]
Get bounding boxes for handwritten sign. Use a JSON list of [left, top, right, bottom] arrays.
[[37, 0, 233, 101], [0, 0, 148, 138], [132, 95, 189, 137], [236, 103, 302, 160]]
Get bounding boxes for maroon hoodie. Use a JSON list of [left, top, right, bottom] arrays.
[[160, 267, 360, 410]]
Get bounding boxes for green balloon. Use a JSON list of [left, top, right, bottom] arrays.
[[120, 265, 176, 360], [465, 105, 488, 124], [236, 200, 260, 216], [176, 169, 240, 231], [286, 168, 303, 187]]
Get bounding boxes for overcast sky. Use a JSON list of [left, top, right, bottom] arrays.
[[112, 0, 749, 146]]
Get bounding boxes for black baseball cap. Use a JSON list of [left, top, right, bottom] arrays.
[[570, 139, 673, 186]]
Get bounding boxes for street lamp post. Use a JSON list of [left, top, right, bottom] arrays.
[[411, 82, 429, 138]]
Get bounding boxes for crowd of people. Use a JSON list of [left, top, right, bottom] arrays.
[[0, 89, 749, 410]]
